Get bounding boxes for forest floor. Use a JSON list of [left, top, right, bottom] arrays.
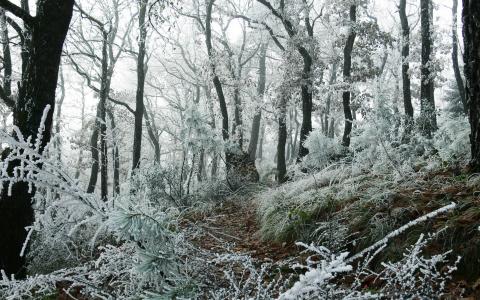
[[182, 166, 480, 298], [184, 197, 299, 263]]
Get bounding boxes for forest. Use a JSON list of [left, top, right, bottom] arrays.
[[0, 0, 479, 298]]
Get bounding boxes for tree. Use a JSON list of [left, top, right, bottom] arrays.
[[452, 0, 466, 114], [68, 0, 134, 199], [0, 0, 74, 278], [399, 0, 414, 134], [277, 90, 288, 183], [463, 0, 480, 170], [256, 0, 317, 161], [342, 5, 357, 148], [205, 0, 230, 160], [247, 43, 267, 162], [205, 0, 259, 183], [132, 0, 148, 170], [419, 0, 436, 137]]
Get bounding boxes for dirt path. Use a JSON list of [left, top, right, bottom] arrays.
[[185, 198, 298, 262]]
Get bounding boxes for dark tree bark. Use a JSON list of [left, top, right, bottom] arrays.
[[328, 117, 335, 138], [132, 0, 148, 170], [107, 108, 120, 196], [87, 108, 100, 194], [463, 0, 480, 169], [420, 0, 437, 137], [197, 148, 206, 182], [0, 8, 12, 106], [86, 32, 110, 200], [0, 0, 74, 278], [298, 50, 313, 159], [399, 0, 414, 133], [277, 92, 288, 183], [291, 108, 300, 160], [248, 44, 267, 162], [453, 0, 467, 114], [342, 5, 357, 148]]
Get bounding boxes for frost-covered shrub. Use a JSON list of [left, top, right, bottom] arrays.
[[278, 204, 459, 300], [209, 254, 291, 300], [303, 130, 344, 170], [433, 113, 470, 163], [0, 110, 198, 299], [378, 233, 461, 299], [279, 244, 356, 300], [130, 162, 187, 207]]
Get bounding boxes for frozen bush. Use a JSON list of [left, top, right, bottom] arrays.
[[303, 129, 344, 170], [433, 113, 470, 163]]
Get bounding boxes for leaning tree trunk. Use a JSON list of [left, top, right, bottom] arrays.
[[420, 0, 437, 137], [453, 0, 467, 114], [463, 0, 480, 170], [399, 0, 414, 135], [144, 106, 161, 164], [342, 5, 357, 148], [0, 0, 74, 278], [132, 0, 148, 170]]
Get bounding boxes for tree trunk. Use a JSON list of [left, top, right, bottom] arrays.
[[291, 108, 300, 159], [258, 123, 265, 162], [453, 0, 467, 114], [232, 86, 243, 149], [53, 67, 65, 161], [342, 5, 357, 148], [107, 109, 120, 196], [248, 44, 267, 161], [399, 0, 414, 134], [205, 0, 229, 148], [87, 110, 100, 193], [463, 0, 480, 169], [144, 107, 160, 164], [420, 0, 437, 137], [0, 8, 12, 100], [74, 86, 86, 180], [197, 148, 206, 182], [256, 0, 314, 161], [132, 0, 148, 170], [277, 92, 288, 183], [328, 117, 335, 138], [87, 35, 110, 200], [205, 85, 218, 178], [297, 49, 313, 160], [0, 0, 74, 278], [324, 62, 338, 136]]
